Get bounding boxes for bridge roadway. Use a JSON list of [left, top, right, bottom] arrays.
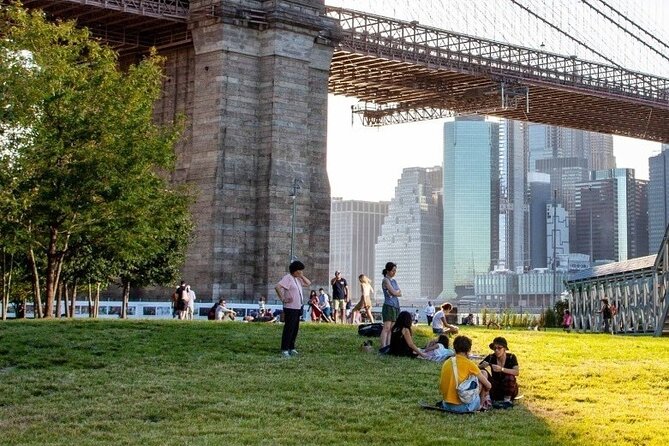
[[13, 0, 669, 143]]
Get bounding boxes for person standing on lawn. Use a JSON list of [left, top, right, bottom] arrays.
[[275, 260, 311, 357], [380, 262, 401, 349], [330, 270, 349, 324]]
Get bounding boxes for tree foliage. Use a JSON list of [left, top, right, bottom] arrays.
[[0, 3, 193, 318]]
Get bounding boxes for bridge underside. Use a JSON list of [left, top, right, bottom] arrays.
[[330, 50, 669, 143], [13, 0, 190, 56], [326, 7, 669, 144]]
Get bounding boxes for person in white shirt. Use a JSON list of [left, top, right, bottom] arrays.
[[186, 285, 196, 320], [215, 299, 236, 321], [431, 303, 459, 335], [424, 301, 436, 325]]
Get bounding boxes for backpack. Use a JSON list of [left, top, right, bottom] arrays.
[[207, 304, 217, 320], [450, 357, 479, 404], [358, 322, 383, 337]]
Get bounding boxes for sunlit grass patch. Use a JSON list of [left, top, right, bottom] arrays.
[[0, 320, 667, 445]]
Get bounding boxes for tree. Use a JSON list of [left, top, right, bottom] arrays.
[[0, 4, 192, 317]]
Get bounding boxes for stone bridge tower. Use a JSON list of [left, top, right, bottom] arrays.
[[155, 0, 338, 301]]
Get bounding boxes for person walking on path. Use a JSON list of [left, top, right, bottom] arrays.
[[330, 271, 349, 324], [424, 301, 435, 326], [275, 260, 311, 357], [186, 285, 196, 320], [351, 274, 375, 324], [380, 262, 401, 349]]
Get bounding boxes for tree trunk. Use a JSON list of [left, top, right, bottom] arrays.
[[55, 282, 63, 318], [69, 281, 77, 318], [121, 279, 130, 319], [63, 283, 69, 318], [1, 249, 6, 321], [87, 283, 93, 318], [44, 227, 70, 319], [28, 248, 43, 318], [94, 283, 100, 318]]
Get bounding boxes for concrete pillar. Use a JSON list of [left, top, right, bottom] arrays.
[[157, 0, 337, 301]]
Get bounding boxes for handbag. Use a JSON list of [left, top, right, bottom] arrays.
[[450, 357, 479, 404]]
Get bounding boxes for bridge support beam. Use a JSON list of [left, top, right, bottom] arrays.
[[157, 0, 337, 301]]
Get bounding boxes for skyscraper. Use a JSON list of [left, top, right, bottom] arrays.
[[575, 169, 648, 262], [528, 172, 551, 269], [442, 116, 499, 298], [498, 120, 528, 273], [528, 124, 615, 248], [648, 145, 669, 253], [374, 167, 443, 304], [330, 198, 389, 288]]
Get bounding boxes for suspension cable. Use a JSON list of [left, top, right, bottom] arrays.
[[595, 0, 669, 52], [581, 0, 669, 64], [506, 0, 621, 67]]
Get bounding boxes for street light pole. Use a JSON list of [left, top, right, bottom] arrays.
[[552, 189, 557, 310], [289, 178, 302, 262], [588, 185, 593, 265]]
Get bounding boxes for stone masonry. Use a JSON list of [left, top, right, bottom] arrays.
[[154, 0, 338, 302]]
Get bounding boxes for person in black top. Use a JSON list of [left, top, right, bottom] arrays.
[[389, 311, 427, 359], [600, 298, 613, 333], [330, 271, 349, 324], [478, 336, 519, 402]]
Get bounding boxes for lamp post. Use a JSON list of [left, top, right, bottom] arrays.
[[588, 185, 593, 265], [551, 189, 557, 310], [289, 178, 302, 262]]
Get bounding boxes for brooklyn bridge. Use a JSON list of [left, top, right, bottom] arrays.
[[8, 1, 669, 333]]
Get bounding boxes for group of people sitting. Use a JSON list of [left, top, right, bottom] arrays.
[[385, 310, 520, 413]]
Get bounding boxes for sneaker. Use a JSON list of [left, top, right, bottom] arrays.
[[281, 350, 291, 357], [289, 349, 299, 356]]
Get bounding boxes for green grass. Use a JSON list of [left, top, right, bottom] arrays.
[[0, 320, 668, 445]]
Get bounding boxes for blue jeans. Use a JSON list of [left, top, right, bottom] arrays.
[[438, 394, 481, 413]]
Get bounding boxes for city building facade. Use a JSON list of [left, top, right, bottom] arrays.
[[648, 145, 669, 253], [574, 168, 648, 262], [442, 116, 499, 298], [329, 198, 389, 289], [374, 167, 443, 305]]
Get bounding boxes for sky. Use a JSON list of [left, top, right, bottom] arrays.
[[324, 0, 667, 202], [326, 96, 661, 202]]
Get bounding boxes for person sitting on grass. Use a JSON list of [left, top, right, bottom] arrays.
[[438, 335, 491, 413], [431, 303, 459, 335], [420, 334, 455, 362], [478, 336, 519, 406], [215, 299, 236, 321], [562, 309, 573, 332], [388, 311, 428, 359]]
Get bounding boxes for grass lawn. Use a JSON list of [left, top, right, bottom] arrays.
[[0, 319, 668, 446]]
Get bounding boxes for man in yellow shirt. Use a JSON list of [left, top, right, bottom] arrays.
[[438, 335, 491, 413]]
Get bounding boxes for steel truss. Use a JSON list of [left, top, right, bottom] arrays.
[[566, 225, 669, 336], [54, 0, 189, 20], [326, 7, 669, 143]]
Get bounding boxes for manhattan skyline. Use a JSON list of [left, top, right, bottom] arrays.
[[327, 94, 660, 203]]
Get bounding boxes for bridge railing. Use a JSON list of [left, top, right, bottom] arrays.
[[326, 7, 669, 106]]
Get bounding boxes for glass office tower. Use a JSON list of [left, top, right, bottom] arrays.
[[648, 145, 669, 253], [442, 116, 499, 298]]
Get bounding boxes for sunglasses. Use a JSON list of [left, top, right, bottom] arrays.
[[494, 346, 505, 350]]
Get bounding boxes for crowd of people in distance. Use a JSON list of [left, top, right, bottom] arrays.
[[172, 258, 523, 414]]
